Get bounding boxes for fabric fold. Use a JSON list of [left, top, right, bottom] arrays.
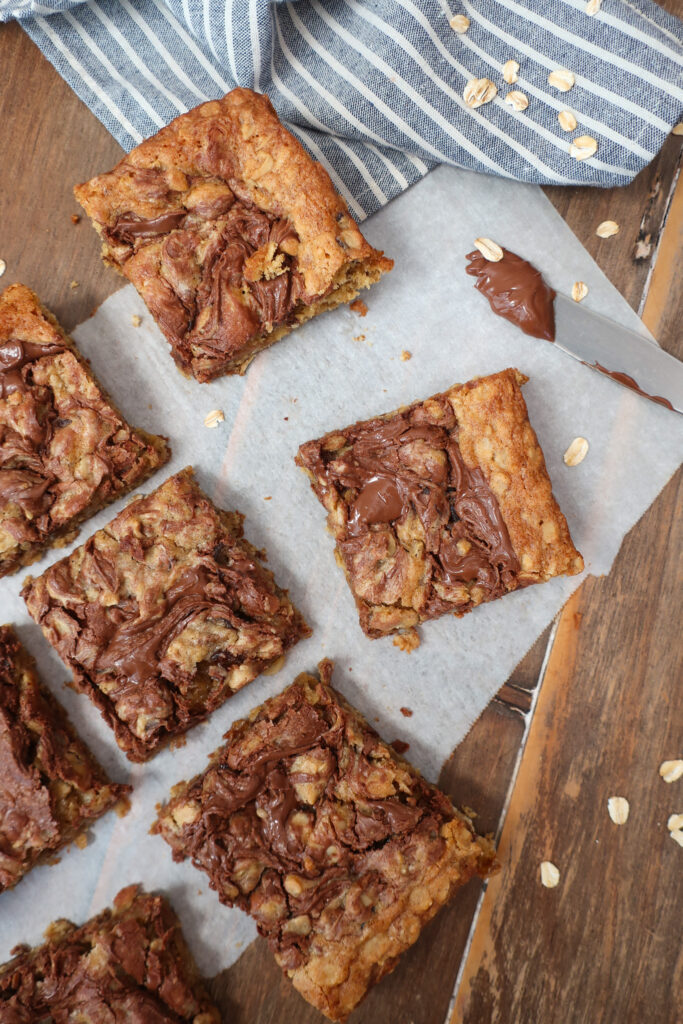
[[3, 0, 683, 215]]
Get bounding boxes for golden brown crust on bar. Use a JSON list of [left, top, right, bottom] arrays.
[[0, 884, 220, 1022], [296, 369, 583, 642], [450, 369, 584, 581], [153, 660, 497, 1022], [22, 468, 311, 762], [0, 284, 170, 577], [74, 89, 392, 382], [0, 624, 129, 893]]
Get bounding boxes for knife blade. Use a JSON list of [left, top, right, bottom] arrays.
[[554, 294, 683, 414]]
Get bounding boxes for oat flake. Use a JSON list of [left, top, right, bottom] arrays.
[[450, 14, 470, 33], [660, 760, 683, 783], [607, 797, 629, 825], [540, 861, 560, 888], [502, 60, 520, 85], [596, 220, 620, 238], [564, 437, 589, 466], [473, 237, 504, 262]]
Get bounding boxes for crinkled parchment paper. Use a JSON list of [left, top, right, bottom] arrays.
[[1, 166, 681, 972]]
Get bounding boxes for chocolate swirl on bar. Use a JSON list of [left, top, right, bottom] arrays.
[[312, 401, 520, 602], [106, 181, 306, 370]]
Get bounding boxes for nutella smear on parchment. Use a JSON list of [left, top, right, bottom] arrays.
[[466, 248, 556, 341]]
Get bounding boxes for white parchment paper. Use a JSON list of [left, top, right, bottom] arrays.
[[1, 166, 682, 972]]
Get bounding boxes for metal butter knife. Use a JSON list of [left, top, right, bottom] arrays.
[[554, 294, 683, 414]]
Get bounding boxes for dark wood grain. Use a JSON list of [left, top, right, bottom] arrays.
[[0, 16, 681, 1024], [453, 468, 683, 1023], [0, 22, 124, 331]]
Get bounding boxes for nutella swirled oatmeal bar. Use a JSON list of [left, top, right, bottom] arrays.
[[75, 88, 393, 382], [296, 368, 583, 647], [0, 885, 220, 1023], [0, 624, 129, 893], [22, 468, 310, 762], [0, 284, 169, 577], [153, 660, 497, 1022]]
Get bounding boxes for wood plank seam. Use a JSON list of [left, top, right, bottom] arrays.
[[637, 154, 681, 322]]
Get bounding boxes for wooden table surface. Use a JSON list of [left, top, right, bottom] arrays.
[[1, 13, 681, 1024]]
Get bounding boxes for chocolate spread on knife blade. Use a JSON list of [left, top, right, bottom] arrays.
[[466, 248, 556, 341], [592, 362, 674, 410], [309, 398, 520, 608]]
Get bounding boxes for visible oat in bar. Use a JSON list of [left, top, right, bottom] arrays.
[[296, 369, 583, 643], [75, 88, 393, 382], [22, 468, 310, 761], [0, 884, 220, 1022], [0, 284, 169, 577], [0, 624, 129, 893], [153, 660, 497, 1022]]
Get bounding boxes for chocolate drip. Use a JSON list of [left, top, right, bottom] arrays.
[[466, 248, 556, 341], [592, 362, 674, 410]]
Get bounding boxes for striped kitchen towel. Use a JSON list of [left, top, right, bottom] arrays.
[[3, 0, 683, 219]]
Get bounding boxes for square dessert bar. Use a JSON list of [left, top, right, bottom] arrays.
[[22, 468, 310, 762], [296, 368, 583, 644], [154, 660, 497, 1022], [0, 284, 169, 577], [75, 88, 393, 382], [0, 884, 220, 1022], [0, 624, 129, 894]]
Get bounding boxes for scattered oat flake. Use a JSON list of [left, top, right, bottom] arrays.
[[353, 334, 366, 343], [505, 90, 529, 111], [0, 259, 5, 278], [204, 409, 225, 429], [558, 110, 577, 132], [572, 281, 589, 303], [474, 237, 504, 262], [660, 760, 683, 783], [450, 14, 470, 33], [71, 214, 81, 224], [464, 77, 498, 109], [116, 795, 131, 818], [596, 220, 619, 238], [564, 437, 589, 466], [131, 314, 142, 327], [670, 830, 683, 848], [74, 833, 89, 850], [585, 0, 602, 13], [350, 298, 368, 316], [570, 135, 598, 161], [667, 814, 683, 831], [70, 280, 79, 289], [673, 123, 683, 136], [393, 629, 420, 653], [548, 69, 575, 92], [400, 350, 412, 361], [607, 797, 630, 825], [502, 59, 519, 84], [540, 861, 560, 888]]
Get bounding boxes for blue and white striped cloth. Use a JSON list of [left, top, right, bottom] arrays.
[[4, 0, 683, 219]]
